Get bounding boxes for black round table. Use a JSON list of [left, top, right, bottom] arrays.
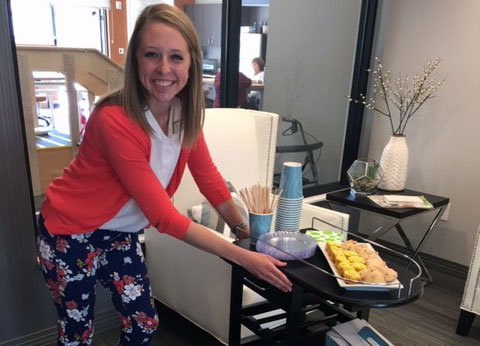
[[228, 239, 424, 346], [239, 239, 423, 308], [281, 247, 424, 308]]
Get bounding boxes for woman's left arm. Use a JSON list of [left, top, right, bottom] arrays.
[[187, 132, 249, 237], [215, 198, 250, 239]]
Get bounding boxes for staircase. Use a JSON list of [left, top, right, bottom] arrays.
[[16, 45, 123, 195]]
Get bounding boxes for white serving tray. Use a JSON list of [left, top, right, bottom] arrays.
[[318, 242, 403, 291]]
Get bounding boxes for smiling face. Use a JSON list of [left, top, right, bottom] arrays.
[[136, 22, 191, 116]]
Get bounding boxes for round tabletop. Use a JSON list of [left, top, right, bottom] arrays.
[[237, 239, 423, 309]]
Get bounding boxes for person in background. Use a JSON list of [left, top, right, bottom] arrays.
[[35, 4, 291, 346], [251, 57, 265, 84], [246, 57, 265, 109], [213, 70, 252, 108]]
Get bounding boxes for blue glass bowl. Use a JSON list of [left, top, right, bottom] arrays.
[[256, 231, 317, 261]]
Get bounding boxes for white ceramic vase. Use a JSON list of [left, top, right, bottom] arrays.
[[377, 135, 408, 191]]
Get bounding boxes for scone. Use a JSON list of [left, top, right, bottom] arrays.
[[340, 240, 357, 251], [354, 244, 377, 260], [380, 267, 398, 282], [366, 258, 386, 270], [360, 268, 385, 283]]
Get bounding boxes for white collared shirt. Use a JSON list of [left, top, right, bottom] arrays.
[[100, 98, 183, 232]]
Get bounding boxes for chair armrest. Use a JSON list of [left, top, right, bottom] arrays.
[[300, 203, 349, 233], [303, 194, 327, 205], [461, 226, 480, 314], [210, 227, 236, 243]]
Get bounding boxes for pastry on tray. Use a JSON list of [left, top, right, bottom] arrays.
[[325, 240, 398, 284]]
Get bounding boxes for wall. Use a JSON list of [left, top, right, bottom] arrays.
[[126, 0, 173, 37], [241, 6, 268, 28], [108, 0, 128, 65], [360, 0, 480, 266], [0, 2, 59, 341], [175, 0, 195, 11], [263, 0, 361, 184]]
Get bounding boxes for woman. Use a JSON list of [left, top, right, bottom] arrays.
[[36, 4, 291, 345], [246, 57, 265, 109], [251, 56, 265, 83]]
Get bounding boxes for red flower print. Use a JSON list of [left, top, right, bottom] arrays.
[[133, 312, 147, 323], [113, 280, 125, 294], [58, 278, 67, 291], [47, 279, 61, 304], [65, 300, 77, 309], [44, 259, 54, 271], [56, 238, 69, 252], [122, 275, 134, 284], [85, 252, 97, 269], [143, 317, 158, 330], [82, 327, 93, 342], [39, 257, 54, 271], [113, 240, 129, 249], [120, 316, 131, 328], [56, 267, 66, 278]]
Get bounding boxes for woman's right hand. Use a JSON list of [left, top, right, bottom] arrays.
[[238, 250, 292, 293], [182, 222, 292, 293]]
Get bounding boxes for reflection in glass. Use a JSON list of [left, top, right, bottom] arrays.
[[213, 70, 252, 108], [12, 0, 112, 202], [261, 1, 362, 191], [184, 2, 222, 108], [240, 4, 267, 110], [274, 118, 323, 188]]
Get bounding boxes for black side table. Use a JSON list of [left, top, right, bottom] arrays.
[[324, 188, 449, 284]]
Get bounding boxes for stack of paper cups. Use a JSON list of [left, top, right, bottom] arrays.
[[275, 162, 303, 232]]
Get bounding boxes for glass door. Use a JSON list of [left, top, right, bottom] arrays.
[[183, 1, 223, 108], [263, 0, 363, 191], [10, 0, 113, 203], [223, 0, 375, 196]]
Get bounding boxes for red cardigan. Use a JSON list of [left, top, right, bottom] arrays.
[[41, 105, 231, 239]]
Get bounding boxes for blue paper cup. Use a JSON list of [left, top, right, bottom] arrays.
[[249, 212, 273, 241], [279, 162, 303, 199], [274, 194, 303, 232]]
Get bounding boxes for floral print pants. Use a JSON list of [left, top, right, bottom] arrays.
[[36, 216, 158, 346]]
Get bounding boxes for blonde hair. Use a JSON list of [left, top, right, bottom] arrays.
[[97, 4, 204, 147]]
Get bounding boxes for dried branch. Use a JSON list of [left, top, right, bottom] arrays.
[[348, 57, 444, 135]]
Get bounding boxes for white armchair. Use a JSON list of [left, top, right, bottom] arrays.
[[144, 108, 349, 345]]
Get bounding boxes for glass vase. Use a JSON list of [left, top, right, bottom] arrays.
[[347, 158, 380, 195]]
